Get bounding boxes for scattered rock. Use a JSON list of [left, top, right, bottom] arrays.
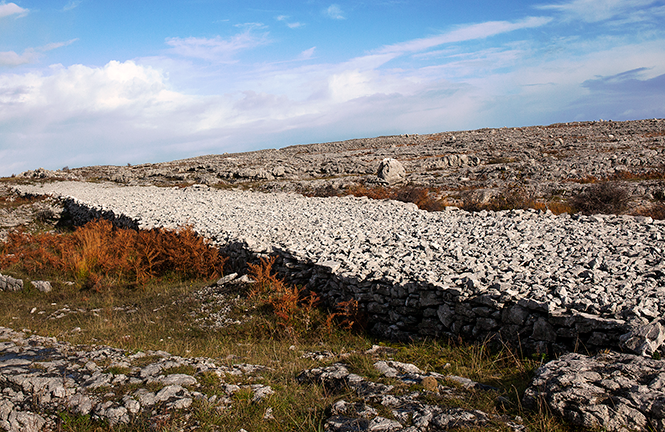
[[298, 361, 518, 432], [0, 326, 272, 429], [0, 275, 23, 292]]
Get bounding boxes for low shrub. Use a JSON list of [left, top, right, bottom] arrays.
[[248, 256, 322, 337], [461, 186, 547, 213], [247, 256, 367, 339], [0, 219, 227, 289], [633, 202, 665, 220], [570, 182, 630, 215]]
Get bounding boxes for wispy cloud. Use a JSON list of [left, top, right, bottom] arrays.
[[41, 39, 79, 51], [377, 16, 552, 55], [276, 15, 304, 29], [324, 4, 345, 20], [299, 47, 316, 60], [62, 0, 82, 11], [0, 2, 28, 18], [536, 0, 659, 22], [0, 39, 78, 67], [166, 30, 269, 62]]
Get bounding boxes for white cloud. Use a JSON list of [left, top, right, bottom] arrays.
[[536, 0, 659, 22], [166, 30, 269, 62], [324, 4, 345, 19], [0, 61, 183, 116], [299, 47, 316, 60], [377, 16, 552, 55], [41, 39, 79, 52], [0, 49, 38, 67], [0, 2, 27, 19]]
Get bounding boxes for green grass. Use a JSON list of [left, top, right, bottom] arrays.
[[0, 276, 576, 432]]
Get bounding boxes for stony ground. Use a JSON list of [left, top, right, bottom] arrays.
[[18, 118, 665, 213], [2, 324, 534, 432], [3, 118, 665, 431]]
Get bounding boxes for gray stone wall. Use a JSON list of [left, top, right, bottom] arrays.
[[61, 196, 651, 356]]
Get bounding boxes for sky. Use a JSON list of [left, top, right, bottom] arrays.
[[1, 0, 664, 176]]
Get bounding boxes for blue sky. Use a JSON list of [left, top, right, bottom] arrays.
[[1, 0, 664, 176]]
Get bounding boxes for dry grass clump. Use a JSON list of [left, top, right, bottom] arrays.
[[247, 256, 322, 338], [632, 202, 665, 220], [0, 219, 227, 289], [611, 168, 665, 181], [0, 193, 45, 210], [567, 168, 665, 184], [461, 186, 546, 213]]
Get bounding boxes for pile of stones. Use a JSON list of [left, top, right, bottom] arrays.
[[14, 181, 665, 356]]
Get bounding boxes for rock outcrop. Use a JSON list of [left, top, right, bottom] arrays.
[[524, 352, 665, 431], [18, 119, 664, 215], [377, 158, 406, 183], [0, 327, 273, 431]]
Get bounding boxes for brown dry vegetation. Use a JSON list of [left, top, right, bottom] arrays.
[[308, 184, 447, 212], [569, 182, 631, 215], [309, 180, 665, 219], [246, 256, 363, 339], [0, 219, 227, 290]]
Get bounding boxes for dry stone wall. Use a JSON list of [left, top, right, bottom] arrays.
[[17, 181, 665, 357]]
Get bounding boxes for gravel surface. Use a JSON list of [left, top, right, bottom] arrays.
[[16, 181, 665, 321]]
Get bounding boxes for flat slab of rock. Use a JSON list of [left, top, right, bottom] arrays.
[[523, 352, 665, 431]]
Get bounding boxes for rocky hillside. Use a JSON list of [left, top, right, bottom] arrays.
[[18, 118, 665, 212]]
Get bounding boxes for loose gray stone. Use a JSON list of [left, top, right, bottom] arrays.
[[158, 373, 198, 387], [0, 275, 23, 292], [30, 281, 52, 293], [620, 320, 665, 356]]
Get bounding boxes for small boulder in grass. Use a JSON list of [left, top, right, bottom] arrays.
[[31, 280, 52, 293]]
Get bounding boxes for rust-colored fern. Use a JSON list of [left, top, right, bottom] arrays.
[[0, 219, 227, 289]]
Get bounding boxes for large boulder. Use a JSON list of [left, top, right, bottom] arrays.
[[376, 158, 405, 184]]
